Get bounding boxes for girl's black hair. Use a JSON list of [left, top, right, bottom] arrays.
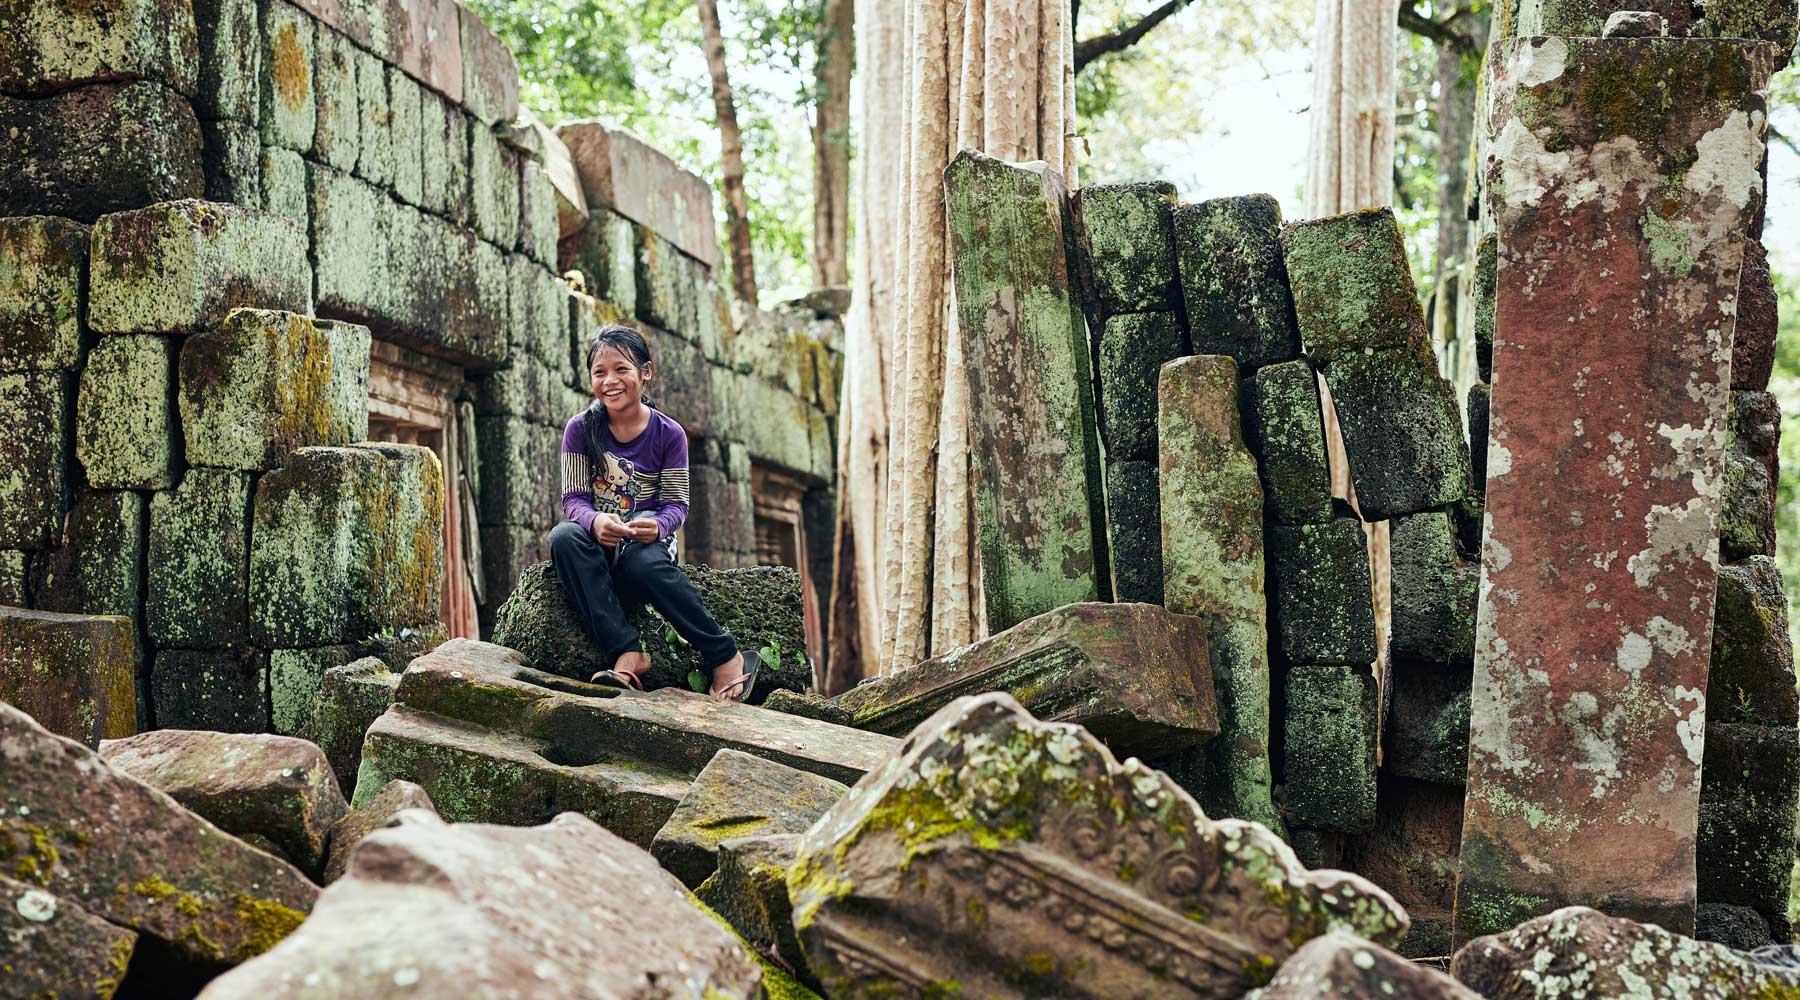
[[585, 324, 655, 407]]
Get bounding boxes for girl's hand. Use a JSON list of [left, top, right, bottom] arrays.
[[626, 520, 660, 543], [593, 514, 631, 547]]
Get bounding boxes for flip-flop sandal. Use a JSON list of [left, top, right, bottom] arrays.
[[589, 668, 645, 691], [713, 650, 762, 703]]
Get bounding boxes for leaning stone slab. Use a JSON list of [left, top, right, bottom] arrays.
[[1455, 35, 1778, 945], [1281, 207, 1431, 368], [1079, 181, 1179, 313], [651, 748, 846, 888], [310, 655, 399, 792], [75, 334, 178, 489], [1319, 348, 1471, 521], [90, 200, 311, 334], [0, 0, 198, 97], [1283, 665, 1378, 834], [555, 120, 721, 266], [0, 702, 316, 969], [1099, 309, 1186, 462], [946, 151, 1107, 630], [1246, 360, 1332, 525], [837, 602, 1218, 760], [0, 873, 137, 1000], [0, 216, 87, 372], [1266, 519, 1377, 666], [320, 779, 435, 885], [1159, 354, 1279, 830], [1247, 932, 1480, 1000], [152, 647, 270, 732], [198, 810, 762, 999], [1177, 194, 1302, 372], [0, 82, 203, 222], [789, 693, 1407, 1000], [101, 731, 349, 881], [147, 468, 253, 648], [0, 371, 70, 550], [0, 608, 135, 748]]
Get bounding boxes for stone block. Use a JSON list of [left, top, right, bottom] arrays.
[[0, 607, 135, 748], [259, 0, 316, 152], [1098, 310, 1184, 462], [259, 145, 308, 225], [1254, 933, 1482, 999], [311, 25, 360, 171], [1282, 207, 1431, 367], [654, 325, 715, 437], [475, 416, 559, 525], [1177, 193, 1302, 372], [471, 124, 522, 248], [474, 356, 557, 423], [1321, 348, 1471, 520], [1699, 724, 1799, 921], [1735, 238, 1777, 390], [1247, 359, 1332, 525], [761, 690, 850, 726], [1722, 388, 1779, 561], [147, 468, 252, 648], [1467, 381, 1490, 498], [0, 874, 139, 1000], [1078, 181, 1179, 313], [555, 120, 721, 266], [195, 0, 260, 123], [1105, 460, 1164, 605], [421, 92, 470, 221], [388, 65, 424, 205], [1283, 663, 1378, 833], [635, 228, 703, 334], [650, 748, 846, 889], [1385, 664, 1473, 786], [269, 644, 378, 736], [179, 309, 370, 471], [506, 255, 566, 367], [476, 523, 551, 629], [351, 47, 393, 187], [457, 2, 521, 125], [1391, 510, 1479, 667], [733, 376, 817, 477], [1267, 518, 1375, 666], [321, 778, 436, 884], [0, 551, 25, 606], [695, 834, 811, 988], [0, 216, 87, 372], [75, 334, 178, 490], [1473, 232, 1496, 383], [1345, 776, 1465, 931], [89, 199, 311, 334], [313, 655, 399, 793], [0, 0, 198, 98], [519, 160, 560, 265], [1710, 556, 1797, 727], [0, 82, 203, 222], [152, 647, 268, 732], [390, 0, 463, 102], [0, 371, 71, 550], [560, 208, 638, 312], [1696, 902, 1773, 951], [201, 118, 262, 205], [30, 490, 146, 624]]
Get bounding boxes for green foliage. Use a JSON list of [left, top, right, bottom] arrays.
[[688, 668, 707, 692]]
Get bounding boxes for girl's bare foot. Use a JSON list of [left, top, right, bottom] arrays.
[[614, 651, 650, 682], [708, 652, 747, 701]]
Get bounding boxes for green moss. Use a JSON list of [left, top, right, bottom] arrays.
[[230, 894, 308, 960]]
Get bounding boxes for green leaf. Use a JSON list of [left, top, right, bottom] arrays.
[[759, 641, 781, 671], [688, 669, 707, 693], [665, 625, 689, 648]]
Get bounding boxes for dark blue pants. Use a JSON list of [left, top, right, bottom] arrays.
[[548, 520, 738, 669]]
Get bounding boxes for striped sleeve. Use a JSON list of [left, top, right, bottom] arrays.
[[651, 419, 691, 539], [559, 414, 598, 533]]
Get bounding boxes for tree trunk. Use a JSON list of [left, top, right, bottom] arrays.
[[812, 0, 854, 289], [696, 0, 758, 304], [1429, 9, 1488, 394]]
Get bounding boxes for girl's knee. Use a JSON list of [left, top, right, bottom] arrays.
[[549, 521, 588, 556]]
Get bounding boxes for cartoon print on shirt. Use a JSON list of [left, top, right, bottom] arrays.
[[593, 451, 643, 515]]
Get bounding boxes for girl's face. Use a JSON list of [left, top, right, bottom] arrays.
[[590, 346, 650, 415]]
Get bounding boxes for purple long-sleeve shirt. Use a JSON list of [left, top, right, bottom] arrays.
[[559, 405, 692, 540]]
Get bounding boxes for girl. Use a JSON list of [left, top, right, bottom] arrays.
[[548, 325, 760, 701]]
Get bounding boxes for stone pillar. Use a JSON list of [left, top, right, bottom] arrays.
[[1454, 34, 1780, 944]]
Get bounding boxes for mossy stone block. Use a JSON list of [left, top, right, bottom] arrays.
[[1734, 238, 1777, 391], [352, 46, 392, 188], [354, 442, 445, 633], [259, 0, 316, 152], [1699, 722, 1800, 919], [30, 490, 146, 623], [734, 377, 817, 478], [0, 0, 198, 98], [1177, 194, 1302, 372], [421, 92, 470, 221], [1722, 389, 1779, 561], [75, 334, 178, 490], [0, 607, 136, 748], [150, 646, 269, 732], [310, 26, 360, 171], [471, 125, 522, 249], [508, 256, 568, 369], [270, 644, 358, 737], [696, 834, 813, 988], [259, 145, 308, 226], [195, 0, 260, 123], [89, 199, 311, 334], [1247, 359, 1332, 525], [0, 551, 25, 605], [1105, 459, 1164, 605], [388, 65, 424, 206], [0, 216, 87, 372], [1078, 181, 1179, 313], [1321, 348, 1471, 520], [474, 416, 560, 525], [519, 161, 560, 266], [312, 656, 400, 792], [1283, 663, 1378, 833], [559, 208, 638, 314], [1098, 310, 1185, 462], [1467, 381, 1491, 499], [635, 228, 703, 335], [0, 371, 70, 550], [474, 356, 557, 423], [0, 82, 204, 223], [1390, 510, 1479, 667], [1281, 207, 1430, 368], [1696, 0, 1800, 55], [179, 309, 370, 470], [147, 468, 251, 648], [1268, 518, 1377, 666], [1710, 556, 1796, 727], [1384, 663, 1472, 786], [651, 749, 847, 889], [1474, 232, 1496, 383], [201, 118, 262, 205]]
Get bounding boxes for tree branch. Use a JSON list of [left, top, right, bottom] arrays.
[[1074, 0, 1192, 74], [1398, 1, 1478, 55]]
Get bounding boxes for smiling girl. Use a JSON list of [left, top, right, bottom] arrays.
[[548, 325, 760, 701]]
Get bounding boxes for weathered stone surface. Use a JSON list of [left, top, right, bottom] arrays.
[[320, 779, 435, 885], [1, 701, 316, 970], [2, 872, 137, 997], [312, 656, 399, 792], [75, 334, 177, 489], [1105, 459, 1165, 605], [1177, 194, 1302, 371], [1474, 232, 1497, 383], [1695, 902, 1774, 951], [1456, 35, 1778, 944], [421, 92, 471, 220], [153, 647, 269, 732], [1079, 181, 1179, 313], [1735, 238, 1778, 390], [1321, 349, 1472, 520], [1282, 208, 1431, 369], [1452, 906, 1800, 999], [1344, 776, 1464, 953], [101, 731, 348, 880], [470, 124, 522, 248], [194, 0, 259, 123], [271, 636, 432, 742], [634, 228, 701, 339], [1099, 309, 1186, 462], [202, 119, 262, 205], [0, 608, 135, 748], [837, 602, 1218, 758], [1698, 722, 1799, 918], [559, 207, 638, 311], [1391, 510, 1479, 667], [0, 550, 26, 606], [1159, 353, 1278, 829], [258, 145, 307, 225], [790, 693, 1407, 999], [0, 216, 87, 372], [30, 490, 145, 626], [507, 255, 568, 367], [1723, 387, 1779, 560], [310, 26, 359, 171], [0, 0, 198, 97], [1467, 380, 1491, 497], [555, 120, 721, 267], [0, 371, 70, 550], [652, 748, 846, 888], [492, 561, 812, 702], [147, 469, 251, 648], [387, 65, 423, 205], [1248, 932, 1481, 999], [1710, 556, 1796, 726], [0, 81, 203, 222], [458, 4, 521, 125], [945, 151, 1106, 630], [518, 159, 560, 265], [1385, 664, 1472, 786], [1283, 664, 1377, 833], [90, 200, 310, 334], [1247, 360, 1332, 525], [696, 834, 811, 988], [180, 309, 371, 470], [762, 689, 851, 726], [258, 1, 314, 150], [1267, 519, 1377, 666]]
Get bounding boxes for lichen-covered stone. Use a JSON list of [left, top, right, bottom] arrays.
[[179, 309, 371, 470], [1722, 388, 1779, 560], [1098, 310, 1185, 462], [458, 3, 522, 125], [1283, 664, 1378, 833], [259, 0, 315, 151], [421, 91, 471, 221], [1247, 932, 1481, 1000], [0, 82, 203, 222], [0, 550, 26, 606], [1159, 353, 1277, 829], [634, 227, 702, 335], [1322, 349, 1472, 520], [89, 199, 310, 334], [790, 693, 1407, 1000], [1247, 360, 1332, 525], [945, 151, 1106, 630], [310, 655, 399, 792], [472, 416, 560, 525], [258, 145, 307, 225], [471, 124, 522, 248], [195, 0, 259, 123], [474, 356, 558, 423], [519, 159, 560, 265], [696, 834, 813, 989], [1343, 776, 1464, 954], [1735, 238, 1778, 390], [269, 645, 362, 739], [147, 468, 251, 648], [1385, 664, 1473, 786], [0, 872, 137, 1000], [347, 46, 390, 187], [1267, 519, 1377, 666], [1078, 181, 1179, 313], [0, 216, 87, 372], [1391, 510, 1479, 667], [152, 647, 269, 732], [1710, 556, 1796, 727], [837, 601, 1218, 759], [100, 730, 348, 881], [559, 207, 638, 313], [651, 749, 846, 889], [310, 26, 359, 171], [1698, 722, 1799, 919], [1281, 208, 1431, 368], [30, 490, 145, 627], [1177, 194, 1302, 371], [0, 607, 135, 748], [387, 65, 423, 206], [75, 334, 178, 489], [1473, 233, 1496, 383], [0, 371, 71, 550], [0, 0, 198, 98], [320, 778, 435, 885], [1105, 459, 1164, 605], [202, 119, 262, 205], [1467, 381, 1491, 497], [762, 689, 851, 726], [1695, 902, 1773, 951], [507, 255, 568, 368]]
